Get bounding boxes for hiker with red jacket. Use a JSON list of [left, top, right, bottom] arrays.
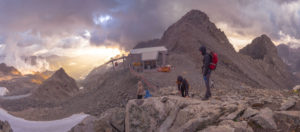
[[199, 46, 218, 100]]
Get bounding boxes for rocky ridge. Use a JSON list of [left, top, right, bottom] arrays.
[[0, 64, 52, 96], [0, 63, 21, 76]]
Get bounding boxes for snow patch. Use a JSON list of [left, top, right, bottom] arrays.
[[0, 108, 88, 132], [0, 87, 9, 96]]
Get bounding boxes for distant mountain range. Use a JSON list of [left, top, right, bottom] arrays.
[[0, 63, 21, 76], [277, 44, 300, 72]]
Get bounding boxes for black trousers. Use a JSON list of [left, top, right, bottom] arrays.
[[204, 72, 211, 98], [137, 95, 143, 99], [181, 88, 188, 97]]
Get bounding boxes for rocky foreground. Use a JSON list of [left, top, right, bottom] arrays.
[[70, 86, 300, 132], [0, 120, 13, 132]]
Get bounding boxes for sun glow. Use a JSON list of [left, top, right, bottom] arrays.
[[216, 22, 255, 51], [48, 46, 127, 79], [16, 44, 126, 79], [4, 32, 127, 79]]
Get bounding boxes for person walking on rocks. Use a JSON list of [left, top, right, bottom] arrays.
[[137, 81, 145, 99], [199, 46, 213, 100], [177, 76, 189, 97]]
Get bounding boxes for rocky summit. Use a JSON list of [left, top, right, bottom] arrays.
[[32, 68, 79, 102], [239, 35, 295, 89], [240, 35, 278, 60]]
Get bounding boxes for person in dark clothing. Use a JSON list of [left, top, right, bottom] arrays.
[[177, 76, 189, 97], [199, 46, 212, 100]]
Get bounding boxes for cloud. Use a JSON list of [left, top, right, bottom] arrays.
[[0, 0, 300, 73], [0, 0, 117, 35], [0, 0, 299, 46]]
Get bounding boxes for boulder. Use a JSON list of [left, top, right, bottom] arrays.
[[0, 120, 13, 132], [250, 108, 277, 129], [69, 107, 125, 132], [125, 96, 178, 132], [125, 96, 239, 132], [222, 104, 246, 120], [219, 120, 253, 132], [200, 120, 253, 132], [250, 101, 264, 108], [280, 97, 296, 110], [274, 111, 300, 125], [199, 125, 234, 132], [69, 116, 98, 132], [94, 107, 125, 132], [241, 108, 259, 119]]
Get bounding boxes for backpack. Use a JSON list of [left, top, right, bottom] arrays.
[[209, 52, 218, 70], [144, 90, 152, 98]]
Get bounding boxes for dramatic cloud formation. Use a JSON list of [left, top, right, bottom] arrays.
[[0, 0, 299, 76]]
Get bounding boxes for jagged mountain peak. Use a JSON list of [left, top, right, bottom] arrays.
[[50, 68, 69, 79], [239, 34, 278, 60], [160, 9, 234, 55], [253, 34, 275, 47], [180, 9, 210, 24], [32, 67, 79, 101]]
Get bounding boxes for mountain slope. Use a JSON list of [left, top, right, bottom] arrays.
[[240, 35, 277, 60], [239, 35, 295, 88], [142, 9, 295, 90], [32, 68, 79, 101]]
